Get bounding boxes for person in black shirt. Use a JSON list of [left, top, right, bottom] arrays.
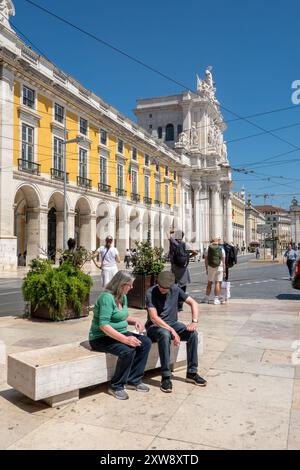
[[145, 271, 207, 393]]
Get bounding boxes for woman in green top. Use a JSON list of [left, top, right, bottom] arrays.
[[89, 270, 152, 400]]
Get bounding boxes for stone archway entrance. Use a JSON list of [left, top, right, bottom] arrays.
[[14, 185, 41, 265], [75, 197, 92, 250]]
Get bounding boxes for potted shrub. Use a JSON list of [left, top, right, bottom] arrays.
[[127, 241, 165, 309], [22, 249, 93, 321]]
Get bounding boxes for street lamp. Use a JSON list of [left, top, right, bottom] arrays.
[[63, 135, 86, 249]]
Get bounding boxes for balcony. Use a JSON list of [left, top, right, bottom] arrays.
[[18, 159, 40, 175], [164, 203, 171, 210], [131, 192, 140, 203], [98, 182, 111, 194], [51, 168, 69, 183], [116, 188, 127, 197], [154, 200, 162, 207], [143, 196, 152, 205], [77, 176, 92, 189]]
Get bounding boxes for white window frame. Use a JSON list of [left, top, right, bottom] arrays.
[[144, 175, 150, 198], [173, 186, 177, 206], [100, 128, 108, 146], [132, 146, 137, 161], [21, 123, 34, 162], [22, 84, 36, 109], [54, 102, 65, 124], [100, 156, 107, 185], [53, 136, 64, 171], [79, 117, 88, 136], [117, 163, 124, 190], [131, 169, 138, 194], [117, 138, 124, 154], [79, 147, 88, 179]]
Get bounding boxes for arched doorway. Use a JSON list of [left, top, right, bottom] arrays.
[[14, 185, 41, 265], [47, 191, 65, 260], [47, 207, 56, 261]]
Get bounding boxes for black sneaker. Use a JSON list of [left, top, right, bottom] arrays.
[[160, 378, 173, 393], [186, 373, 207, 387]]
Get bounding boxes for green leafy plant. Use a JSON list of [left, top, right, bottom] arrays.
[[22, 257, 93, 321], [132, 241, 165, 275]]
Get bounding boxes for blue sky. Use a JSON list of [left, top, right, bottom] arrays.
[[12, 0, 300, 208]]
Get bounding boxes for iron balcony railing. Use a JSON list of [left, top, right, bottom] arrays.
[[77, 176, 92, 189], [154, 199, 162, 207], [143, 196, 152, 205], [98, 182, 111, 194], [165, 203, 171, 210], [131, 192, 140, 203], [51, 168, 69, 183], [18, 158, 40, 175], [116, 188, 127, 197]]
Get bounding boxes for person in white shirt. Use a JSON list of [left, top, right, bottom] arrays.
[[94, 236, 121, 287]]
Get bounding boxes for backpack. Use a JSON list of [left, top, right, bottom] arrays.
[[172, 242, 190, 268], [207, 245, 222, 268], [224, 244, 237, 268]]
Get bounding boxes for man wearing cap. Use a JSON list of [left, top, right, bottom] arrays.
[[145, 271, 207, 393]]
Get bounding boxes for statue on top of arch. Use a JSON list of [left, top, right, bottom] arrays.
[[0, 0, 15, 31], [196, 66, 219, 105]]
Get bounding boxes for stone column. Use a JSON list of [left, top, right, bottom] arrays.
[[56, 211, 64, 253], [67, 210, 76, 240], [191, 182, 201, 248], [89, 214, 97, 251], [210, 183, 222, 238], [0, 67, 17, 270], [79, 215, 92, 250], [39, 208, 48, 258], [26, 209, 41, 263]]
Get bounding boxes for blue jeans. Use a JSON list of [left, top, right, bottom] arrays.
[[146, 322, 198, 379], [89, 333, 152, 391]]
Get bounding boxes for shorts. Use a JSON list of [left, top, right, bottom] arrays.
[[208, 266, 224, 282]]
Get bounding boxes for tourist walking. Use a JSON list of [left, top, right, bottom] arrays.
[[203, 237, 226, 304], [94, 236, 120, 287], [284, 244, 297, 280]]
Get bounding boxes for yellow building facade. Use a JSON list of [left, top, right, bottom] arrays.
[[0, 17, 182, 269]]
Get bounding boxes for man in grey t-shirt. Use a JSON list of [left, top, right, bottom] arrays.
[[145, 271, 207, 393]]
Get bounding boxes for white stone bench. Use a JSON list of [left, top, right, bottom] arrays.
[[7, 333, 203, 407]]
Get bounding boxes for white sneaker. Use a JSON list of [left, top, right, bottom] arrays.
[[213, 297, 221, 305]]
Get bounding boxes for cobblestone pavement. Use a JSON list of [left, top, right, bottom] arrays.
[[0, 290, 300, 449]]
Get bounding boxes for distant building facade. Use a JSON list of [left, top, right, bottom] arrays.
[[289, 197, 300, 248], [134, 67, 232, 250], [245, 196, 266, 248], [232, 190, 246, 248], [254, 205, 291, 248]]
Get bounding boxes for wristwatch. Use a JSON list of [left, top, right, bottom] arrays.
[[192, 319, 198, 323]]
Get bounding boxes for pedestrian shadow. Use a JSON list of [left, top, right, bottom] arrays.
[[276, 293, 300, 301]]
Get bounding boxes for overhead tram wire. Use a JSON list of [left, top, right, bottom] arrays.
[[24, 0, 300, 155], [4, 3, 300, 189]]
